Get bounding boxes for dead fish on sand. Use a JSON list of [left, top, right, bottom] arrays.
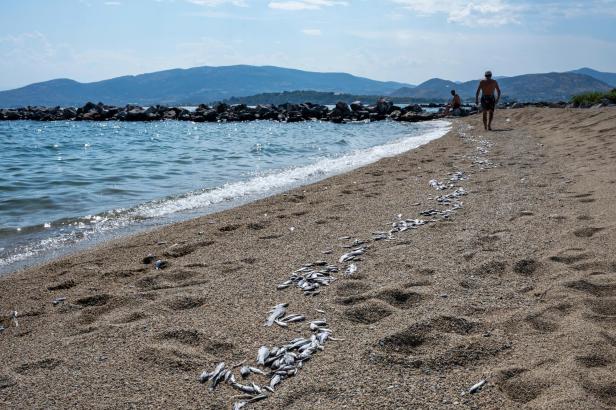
[[257, 346, 270, 365], [154, 259, 168, 270], [344, 263, 357, 276], [339, 247, 366, 263], [52, 297, 66, 305], [142, 254, 156, 264], [469, 379, 486, 394], [265, 303, 288, 326]]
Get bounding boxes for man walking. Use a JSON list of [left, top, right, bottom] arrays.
[[475, 70, 501, 131]]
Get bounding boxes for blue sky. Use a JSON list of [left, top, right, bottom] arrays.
[[1, 0, 615, 90]]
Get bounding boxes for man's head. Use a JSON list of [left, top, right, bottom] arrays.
[[451, 90, 456, 96], [485, 70, 493, 79]]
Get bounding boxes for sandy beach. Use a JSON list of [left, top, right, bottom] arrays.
[[1, 107, 616, 409]]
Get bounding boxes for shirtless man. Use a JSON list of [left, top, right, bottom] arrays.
[[444, 89, 462, 116], [475, 70, 501, 131]]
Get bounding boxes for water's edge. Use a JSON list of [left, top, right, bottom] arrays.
[[0, 120, 451, 276]]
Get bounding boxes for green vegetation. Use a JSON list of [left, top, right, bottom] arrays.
[[571, 89, 616, 106], [220, 90, 442, 105]]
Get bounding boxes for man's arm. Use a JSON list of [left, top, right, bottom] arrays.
[[495, 81, 501, 104], [475, 81, 482, 105]]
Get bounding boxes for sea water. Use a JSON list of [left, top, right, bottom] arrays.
[[0, 119, 450, 274]]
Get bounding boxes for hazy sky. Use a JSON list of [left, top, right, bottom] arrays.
[[1, 0, 615, 90]]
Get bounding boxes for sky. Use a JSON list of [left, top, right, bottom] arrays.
[[1, 0, 615, 90]]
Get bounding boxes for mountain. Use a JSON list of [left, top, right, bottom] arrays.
[[391, 72, 613, 102], [569, 67, 616, 87], [0, 65, 414, 107], [222, 90, 424, 105]]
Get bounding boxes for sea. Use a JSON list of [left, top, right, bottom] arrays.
[[0, 117, 450, 274]]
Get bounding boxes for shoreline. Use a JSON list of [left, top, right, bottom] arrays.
[[1, 107, 615, 408], [0, 119, 451, 276]]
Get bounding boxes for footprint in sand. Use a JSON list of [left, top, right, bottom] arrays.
[[343, 300, 393, 324]]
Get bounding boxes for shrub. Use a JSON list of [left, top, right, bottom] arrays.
[[571, 89, 616, 106]]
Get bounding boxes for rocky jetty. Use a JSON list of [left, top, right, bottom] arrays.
[[0, 99, 444, 123]]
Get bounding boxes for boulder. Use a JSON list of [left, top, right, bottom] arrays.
[[376, 99, 392, 115], [350, 101, 364, 112], [214, 102, 229, 114]]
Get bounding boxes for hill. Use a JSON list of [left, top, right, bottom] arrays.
[[0, 65, 414, 108], [391, 72, 613, 102], [221, 90, 433, 105], [569, 67, 616, 87]]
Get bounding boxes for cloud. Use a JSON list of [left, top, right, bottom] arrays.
[[391, 0, 525, 27], [268, 0, 348, 11], [186, 0, 247, 6], [302, 28, 322, 36], [104, 1, 122, 5]]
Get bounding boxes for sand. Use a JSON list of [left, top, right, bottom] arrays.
[[1, 107, 616, 409]]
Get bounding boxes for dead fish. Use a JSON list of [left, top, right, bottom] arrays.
[[142, 254, 156, 264], [265, 303, 288, 326], [199, 371, 211, 383], [310, 319, 327, 327], [233, 383, 260, 395], [469, 379, 486, 394], [154, 259, 168, 270], [281, 314, 305, 323], [317, 331, 330, 344], [52, 297, 66, 305], [248, 366, 266, 376], [257, 346, 270, 365], [321, 250, 333, 254], [316, 309, 326, 314], [248, 394, 268, 404], [345, 263, 357, 276], [277, 283, 291, 290], [233, 402, 247, 410], [11, 311, 18, 327], [209, 363, 227, 391], [274, 319, 288, 328], [270, 374, 282, 389], [240, 366, 251, 378]]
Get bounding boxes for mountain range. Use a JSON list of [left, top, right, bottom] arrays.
[[0, 66, 411, 108], [391, 71, 613, 102], [0, 65, 614, 107]]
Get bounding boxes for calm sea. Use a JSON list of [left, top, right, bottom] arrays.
[[0, 118, 450, 274]]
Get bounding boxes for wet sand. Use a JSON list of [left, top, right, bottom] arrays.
[[1, 107, 616, 409]]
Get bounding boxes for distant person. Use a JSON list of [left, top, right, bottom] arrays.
[[475, 70, 501, 130], [444, 89, 462, 116]]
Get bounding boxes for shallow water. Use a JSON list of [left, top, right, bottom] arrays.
[[0, 119, 450, 273]]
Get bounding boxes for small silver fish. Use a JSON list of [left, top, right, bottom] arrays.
[[469, 379, 486, 394], [345, 263, 357, 276], [240, 366, 251, 378], [274, 319, 288, 328], [265, 303, 288, 326], [233, 401, 247, 410], [248, 366, 266, 376], [270, 374, 281, 389], [257, 346, 270, 365]]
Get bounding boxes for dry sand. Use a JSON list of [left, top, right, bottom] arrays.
[[1, 107, 616, 409]]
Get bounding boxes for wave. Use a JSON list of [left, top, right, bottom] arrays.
[[0, 120, 450, 272]]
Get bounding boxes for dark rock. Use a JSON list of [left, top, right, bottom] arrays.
[[350, 101, 364, 111], [376, 98, 392, 115], [214, 102, 229, 114]]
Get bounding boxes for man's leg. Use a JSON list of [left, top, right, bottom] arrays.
[[488, 110, 494, 130], [482, 111, 488, 130]]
